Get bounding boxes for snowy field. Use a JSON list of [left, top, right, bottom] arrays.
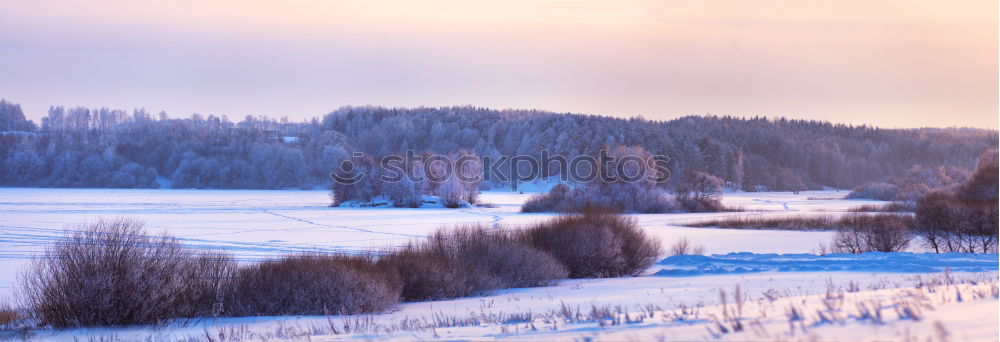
[[0, 188, 996, 341]]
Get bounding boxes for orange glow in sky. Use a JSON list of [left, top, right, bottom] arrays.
[[1, 0, 996, 128]]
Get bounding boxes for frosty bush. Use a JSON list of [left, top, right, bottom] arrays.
[[21, 218, 234, 327], [331, 150, 482, 208], [668, 236, 706, 256], [379, 224, 567, 301], [522, 152, 738, 214], [832, 214, 914, 253], [430, 225, 567, 289], [914, 149, 999, 253], [378, 243, 497, 301], [521, 146, 685, 214], [224, 254, 401, 316], [675, 194, 728, 213], [846, 165, 971, 202], [522, 212, 662, 278]]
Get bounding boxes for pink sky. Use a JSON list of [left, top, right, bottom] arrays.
[[1, 0, 996, 128]]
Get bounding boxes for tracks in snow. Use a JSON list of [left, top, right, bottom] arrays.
[[261, 210, 425, 238]]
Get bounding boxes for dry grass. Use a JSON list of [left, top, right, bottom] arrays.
[[848, 202, 916, 213], [688, 214, 917, 253], [0, 304, 19, 330], [686, 215, 840, 231]]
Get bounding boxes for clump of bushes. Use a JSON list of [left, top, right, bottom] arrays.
[[331, 150, 482, 208], [224, 254, 402, 316], [523, 146, 702, 214], [379, 239, 498, 301], [840, 150, 998, 254], [522, 167, 741, 214], [675, 194, 730, 213], [846, 165, 971, 201], [21, 213, 662, 327], [522, 212, 662, 278], [431, 225, 569, 289], [20, 218, 234, 327], [381, 225, 569, 301], [832, 214, 915, 253], [522, 184, 683, 214], [913, 150, 998, 254]]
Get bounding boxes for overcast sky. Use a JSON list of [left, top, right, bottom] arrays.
[[1, 0, 996, 128]]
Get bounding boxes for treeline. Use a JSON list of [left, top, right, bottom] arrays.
[[1, 100, 996, 190], [1, 102, 335, 189]]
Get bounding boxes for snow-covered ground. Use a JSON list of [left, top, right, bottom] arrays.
[[0, 188, 996, 341], [0, 188, 862, 299], [18, 259, 999, 341]]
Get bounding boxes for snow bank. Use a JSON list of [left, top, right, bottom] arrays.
[[655, 252, 999, 276]]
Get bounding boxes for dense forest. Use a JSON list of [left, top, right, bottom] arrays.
[[0, 99, 996, 191]]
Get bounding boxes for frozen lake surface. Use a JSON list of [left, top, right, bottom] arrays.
[[0, 188, 860, 299]]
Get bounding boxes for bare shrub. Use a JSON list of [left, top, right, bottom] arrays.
[[224, 254, 400, 316], [676, 195, 729, 213], [916, 192, 998, 254], [21, 218, 234, 327], [675, 171, 739, 213], [379, 223, 570, 302], [521, 212, 661, 278], [428, 225, 568, 289], [522, 184, 572, 213], [378, 244, 494, 301], [522, 146, 692, 214], [522, 184, 692, 214], [832, 214, 914, 253], [914, 151, 999, 254], [669, 236, 706, 256]]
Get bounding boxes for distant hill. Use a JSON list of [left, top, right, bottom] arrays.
[[1, 101, 996, 191]]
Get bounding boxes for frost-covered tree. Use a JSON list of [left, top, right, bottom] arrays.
[[0, 100, 994, 192]]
